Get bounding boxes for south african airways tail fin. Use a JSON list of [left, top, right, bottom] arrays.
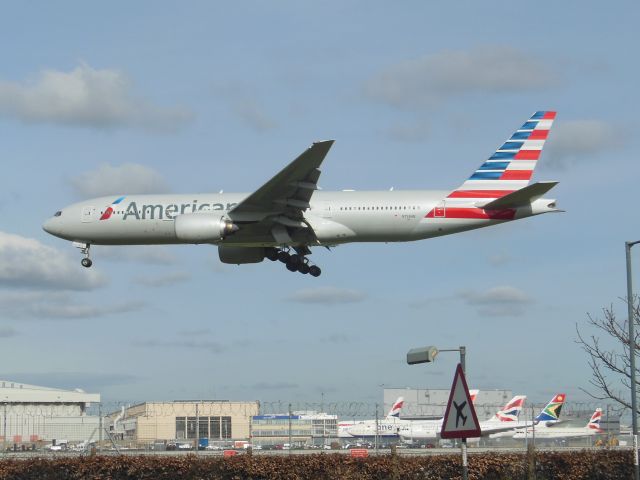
[[535, 393, 566, 424]]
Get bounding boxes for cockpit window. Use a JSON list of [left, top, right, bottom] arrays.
[[54, 211, 62, 217]]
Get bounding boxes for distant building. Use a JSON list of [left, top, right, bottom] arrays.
[[0, 379, 100, 444], [108, 400, 259, 444], [251, 411, 337, 446], [383, 388, 513, 420]]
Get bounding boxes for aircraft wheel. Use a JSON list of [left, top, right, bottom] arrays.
[[81, 258, 93, 268], [299, 263, 310, 275], [265, 248, 279, 261], [288, 254, 302, 266], [277, 251, 290, 263], [309, 265, 321, 277], [286, 261, 298, 272]]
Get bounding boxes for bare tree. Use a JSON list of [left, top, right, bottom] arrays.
[[576, 298, 640, 414]]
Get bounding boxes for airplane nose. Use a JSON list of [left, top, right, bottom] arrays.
[[42, 218, 58, 236]]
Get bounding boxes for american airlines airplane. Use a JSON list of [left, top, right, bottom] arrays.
[[43, 112, 559, 276]]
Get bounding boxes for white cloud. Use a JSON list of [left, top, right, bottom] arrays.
[[365, 46, 556, 109], [134, 272, 190, 287], [286, 286, 366, 305], [0, 231, 106, 290], [461, 285, 531, 317], [0, 63, 193, 131], [0, 291, 143, 320], [70, 163, 170, 197], [545, 119, 618, 169]]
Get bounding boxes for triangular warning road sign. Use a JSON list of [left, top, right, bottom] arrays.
[[440, 363, 481, 439]]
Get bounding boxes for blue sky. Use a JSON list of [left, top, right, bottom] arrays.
[[0, 1, 638, 409]]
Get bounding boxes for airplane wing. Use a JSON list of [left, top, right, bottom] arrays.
[[228, 140, 334, 245]]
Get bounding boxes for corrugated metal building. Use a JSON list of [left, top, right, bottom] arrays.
[[384, 388, 513, 420], [0, 379, 100, 444]]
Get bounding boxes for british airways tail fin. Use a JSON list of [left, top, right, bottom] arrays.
[[494, 395, 527, 422], [386, 397, 404, 418], [535, 393, 565, 423], [587, 408, 603, 432], [450, 111, 556, 201]]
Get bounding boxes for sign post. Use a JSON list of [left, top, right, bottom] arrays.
[[441, 363, 481, 480]]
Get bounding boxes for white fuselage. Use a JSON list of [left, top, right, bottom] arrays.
[[512, 426, 600, 440], [43, 190, 552, 247]]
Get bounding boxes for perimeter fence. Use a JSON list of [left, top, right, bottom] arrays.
[[0, 399, 621, 456]]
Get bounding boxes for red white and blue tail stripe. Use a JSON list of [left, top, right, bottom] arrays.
[[426, 111, 556, 220], [494, 395, 527, 422], [458, 111, 556, 194], [387, 397, 404, 418], [587, 408, 603, 432]]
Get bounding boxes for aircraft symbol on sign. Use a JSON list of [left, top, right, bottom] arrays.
[[454, 401, 468, 427], [440, 364, 481, 439]]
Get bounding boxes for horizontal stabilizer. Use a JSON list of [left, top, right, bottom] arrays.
[[482, 181, 558, 210]]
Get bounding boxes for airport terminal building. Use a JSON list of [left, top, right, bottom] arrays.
[[108, 400, 259, 444], [0, 380, 100, 445], [251, 411, 337, 446]]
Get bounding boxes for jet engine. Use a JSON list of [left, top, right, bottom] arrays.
[[218, 246, 265, 264], [174, 213, 238, 243]]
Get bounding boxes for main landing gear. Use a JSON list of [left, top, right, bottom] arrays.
[[75, 242, 93, 268], [265, 247, 321, 277]]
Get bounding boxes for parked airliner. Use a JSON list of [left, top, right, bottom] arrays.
[[399, 394, 527, 442], [512, 408, 602, 440], [43, 112, 559, 276]]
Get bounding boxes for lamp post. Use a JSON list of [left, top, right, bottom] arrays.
[[406, 345, 468, 480], [626, 240, 640, 480]]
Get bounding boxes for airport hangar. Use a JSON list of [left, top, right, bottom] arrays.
[[0, 380, 100, 445]]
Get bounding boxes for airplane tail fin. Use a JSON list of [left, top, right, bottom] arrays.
[[469, 389, 479, 404], [494, 395, 527, 422], [449, 111, 556, 201], [587, 408, 603, 433], [535, 393, 566, 423], [386, 397, 404, 418]]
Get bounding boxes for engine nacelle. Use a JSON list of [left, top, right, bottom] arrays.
[[174, 213, 238, 243], [218, 246, 265, 264]]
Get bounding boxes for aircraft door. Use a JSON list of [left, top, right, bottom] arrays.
[[81, 206, 97, 223], [434, 200, 446, 218]]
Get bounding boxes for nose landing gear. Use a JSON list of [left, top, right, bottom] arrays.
[[264, 247, 321, 277], [74, 242, 93, 268]]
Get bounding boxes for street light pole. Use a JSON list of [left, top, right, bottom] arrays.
[[406, 345, 468, 480], [626, 240, 640, 480], [458, 346, 468, 480]]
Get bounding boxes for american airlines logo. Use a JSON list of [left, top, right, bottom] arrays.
[[102, 200, 238, 221]]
